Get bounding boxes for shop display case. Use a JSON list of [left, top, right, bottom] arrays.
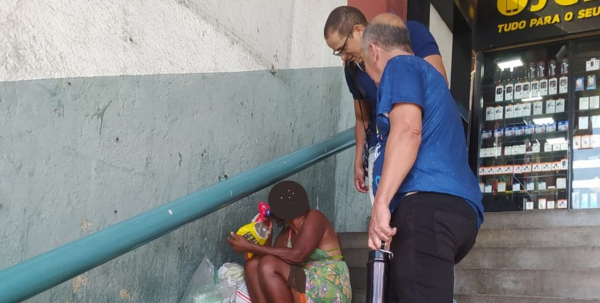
[[473, 1, 600, 212], [476, 42, 571, 211]]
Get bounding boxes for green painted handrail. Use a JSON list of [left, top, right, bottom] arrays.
[[0, 128, 355, 303]]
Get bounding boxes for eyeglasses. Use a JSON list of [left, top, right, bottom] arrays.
[[332, 32, 351, 56], [332, 24, 359, 56]]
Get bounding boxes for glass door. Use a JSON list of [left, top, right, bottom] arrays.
[[570, 38, 600, 210]]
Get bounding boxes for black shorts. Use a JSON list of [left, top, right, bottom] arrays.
[[387, 192, 479, 303]]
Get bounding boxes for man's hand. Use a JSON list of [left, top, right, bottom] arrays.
[[354, 164, 369, 193], [368, 202, 396, 250]]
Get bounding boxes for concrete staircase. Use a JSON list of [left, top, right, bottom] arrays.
[[339, 209, 600, 303]]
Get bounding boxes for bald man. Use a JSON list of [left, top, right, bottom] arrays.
[[362, 14, 484, 302]]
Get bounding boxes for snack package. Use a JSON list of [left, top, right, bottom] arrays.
[[236, 202, 272, 259]]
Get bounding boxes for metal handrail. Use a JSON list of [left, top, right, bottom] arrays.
[[0, 128, 355, 303]]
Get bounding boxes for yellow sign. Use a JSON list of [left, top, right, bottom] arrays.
[[498, 0, 598, 16], [497, 0, 529, 16], [495, 0, 600, 33]]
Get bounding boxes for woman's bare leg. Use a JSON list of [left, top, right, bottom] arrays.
[[245, 256, 268, 303], [257, 255, 294, 303]]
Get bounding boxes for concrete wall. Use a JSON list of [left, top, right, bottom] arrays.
[[0, 0, 348, 302], [429, 4, 454, 87]]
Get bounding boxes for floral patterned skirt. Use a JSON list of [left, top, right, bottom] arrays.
[[303, 259, 352, 303]]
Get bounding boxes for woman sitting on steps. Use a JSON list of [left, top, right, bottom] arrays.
[[227, 180, 352, 303]]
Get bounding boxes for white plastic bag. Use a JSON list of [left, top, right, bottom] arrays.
[[180, 257, 228, 303], [180, 259, 248, 303]]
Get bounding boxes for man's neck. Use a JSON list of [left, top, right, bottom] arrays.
[[384, 49, 411, 60]]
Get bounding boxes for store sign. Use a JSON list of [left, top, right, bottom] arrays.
[[476, 0, 600, 49]]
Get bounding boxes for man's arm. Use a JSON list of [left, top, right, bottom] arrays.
[[354, 99, 371, 193], [424, 54, 449, 86], [368, 102, 422, 250]]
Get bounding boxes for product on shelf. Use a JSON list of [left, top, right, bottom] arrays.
[[582, 135, 591, 148], [590, 96, 600, 109], [514, 103, 522, 117], [535, 124, 546, 134], [579, 116, 589, 130], [494, 106, 504, 120], [574, 136, 582, 149], [592, 134, 600, 148], [592, 116, 600, 128], [546, 99, 556, 113], [558, 120, 568, 131], [522, 102, 532, 116], [557, 178, 567, 189], [533, 100, 544, 115], [505, 104, 514, 118], [586, 58, 599, 71], [588, 74, 597, 90], [486, 106, 494, 121], [576, 77, 585, 91], [525, 201, 534, 210], [556, 98, 565, 112], [548, 59, 558, 95], [539, 198, 547, 209], [495, 67, 504, 102], [557, 199, 568, 209], [579, 97, 589, 110]]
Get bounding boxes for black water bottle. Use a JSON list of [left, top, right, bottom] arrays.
[[366, 242, 393, 303]]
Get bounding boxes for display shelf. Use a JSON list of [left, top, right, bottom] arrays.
[[575, 108, 600, 115], [482, 130, 568, 142], [483, 95, 569, 106], [483, 188, 567, 196], [480, 171, 568, 178], [483, 112, 569, 125]]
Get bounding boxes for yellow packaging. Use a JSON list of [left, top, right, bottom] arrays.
[[236, 202, 272, 259]]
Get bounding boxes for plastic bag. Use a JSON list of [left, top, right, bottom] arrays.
[[218, 263, 245, 288], [180, 259, 249, 303], [180, 257, 231, 303], [236, 202, 273, 259], [217, 263, 250, 303], [234, 280, 251, 303]]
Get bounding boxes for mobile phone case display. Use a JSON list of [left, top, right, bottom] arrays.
[[571, 40, 600, 209], [479, 43, 570, 211]]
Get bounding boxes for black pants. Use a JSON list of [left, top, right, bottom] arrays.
[[387, 192, 479, 303]]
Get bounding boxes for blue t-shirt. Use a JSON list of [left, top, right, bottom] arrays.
[[371, 55, 484, 228], [345, 21, 441, 148]]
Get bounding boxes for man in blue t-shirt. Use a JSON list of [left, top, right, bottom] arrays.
[[323, 6, 448, 207], [361, 13, 484, 302]]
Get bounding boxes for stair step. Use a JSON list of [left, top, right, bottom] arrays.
[[481, 209, 600, 230], [352, 289, 366, 303], [455, 268, 600, 299], [339, 232, 368, 250], [475, 226, 600, 248], [340, 225, 600, 250], [458, 247, 600, 270], [454, 294, 600, 303], [349, 267, 367, 291], [343, 248, 369, 268]]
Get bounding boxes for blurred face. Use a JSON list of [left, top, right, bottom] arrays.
[[325, 24, 364, 64], [362, 43, 383, 86]]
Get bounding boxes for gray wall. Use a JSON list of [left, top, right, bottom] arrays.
[[334, 83, 373, 233], [0, 67, 344, 302]]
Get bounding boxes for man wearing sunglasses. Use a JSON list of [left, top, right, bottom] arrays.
[[323, 6, 448, 208]]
